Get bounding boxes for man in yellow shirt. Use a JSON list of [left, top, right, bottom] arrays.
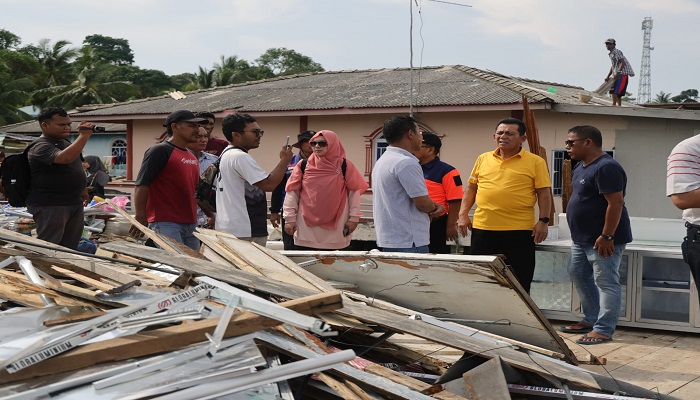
[[457, 118, 552, 293]]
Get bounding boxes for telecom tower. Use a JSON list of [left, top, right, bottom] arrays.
[[637, 17, 653, 104]]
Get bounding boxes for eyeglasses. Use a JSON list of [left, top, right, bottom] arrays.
[[564, 138, 587, 146], [309, 141, 328, 147], [237, 129, 264, 137]]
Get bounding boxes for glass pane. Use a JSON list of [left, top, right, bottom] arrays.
[[642, 256, 690, 289], [531, 251, 572, 311], [640, 290, 690, 323]]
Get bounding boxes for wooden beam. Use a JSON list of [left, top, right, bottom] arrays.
[[0, 291, 342, 383]]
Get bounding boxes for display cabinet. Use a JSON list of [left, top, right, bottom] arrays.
[[532, 241, 700, 333]]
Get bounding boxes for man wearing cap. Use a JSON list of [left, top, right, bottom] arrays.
[[604, 38, 635, 107], [270, 130, 314, 249], [131, 110, 205, 250], [216, 113, 293, 246], [197, 111, 229, 157], [416, 132, 463, 254]]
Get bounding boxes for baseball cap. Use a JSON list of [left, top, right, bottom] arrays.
[[292, 130, 316, 148], [163, 110, 207, 127], [604, 38, 616, 44], [421, 131, 442, 152]]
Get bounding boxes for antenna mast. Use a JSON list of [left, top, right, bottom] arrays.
[[637, 17, 653, 104]]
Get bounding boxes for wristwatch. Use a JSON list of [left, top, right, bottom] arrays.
[[601, 234, 614, 241], [538, 217, 550, 223]]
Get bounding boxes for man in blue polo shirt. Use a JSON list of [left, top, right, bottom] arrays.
[[561, 125, 632, 345]]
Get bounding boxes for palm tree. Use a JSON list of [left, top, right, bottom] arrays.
[[195, 66, 215, 89], [32, 48, 137, 110], [32, 39, 79, 86], [0, 76, 34, 125], [213, 55, 253, 86], [654, 91, 672, 103]]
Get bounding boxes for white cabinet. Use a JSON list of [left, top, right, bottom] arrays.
[[532, 243, 700, 333]]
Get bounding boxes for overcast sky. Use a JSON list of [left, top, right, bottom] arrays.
[[3, 0, 698, 99]]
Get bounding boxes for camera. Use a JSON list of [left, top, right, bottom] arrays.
[[93, 126, 106, 132]]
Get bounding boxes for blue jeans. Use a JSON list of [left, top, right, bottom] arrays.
[[567, 242, 626, 337], [381, 245, 430, 253], [149, 222, 199, 251]]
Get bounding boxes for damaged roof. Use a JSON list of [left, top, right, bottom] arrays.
[[72, 65, 596, 117]]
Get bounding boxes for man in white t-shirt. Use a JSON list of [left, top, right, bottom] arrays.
[[667, 134, 700, 298], [215, 114, 293, 245]]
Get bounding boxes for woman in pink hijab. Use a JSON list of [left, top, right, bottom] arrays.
[[284, 130, 369, 250]]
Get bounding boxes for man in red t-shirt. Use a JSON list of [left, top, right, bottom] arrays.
[[131, 110, 205, 250], [198, 111, 229, 156]]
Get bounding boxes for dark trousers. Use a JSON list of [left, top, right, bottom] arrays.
[[682, 223, 700, 303], [281, 218, 295, 250], [429, 214, 450, 254], [28, 204, 84, 250], [468, 228, 535, 293]]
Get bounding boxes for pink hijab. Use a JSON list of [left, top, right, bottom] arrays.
[[286, 130, 368, 229]]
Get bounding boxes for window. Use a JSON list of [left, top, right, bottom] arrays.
[[111, 139, 127, 177], [551, 149, 615, 196], [374, 135, 388, 161]]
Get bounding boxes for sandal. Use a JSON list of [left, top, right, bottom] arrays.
[[559, 322, 593, 334], [575, 333, 613, 345]]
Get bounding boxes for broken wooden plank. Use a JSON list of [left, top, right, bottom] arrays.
[[0, 230, 155, 285], [196, 229, 337, 293], [103, 199, 178, 253], [100, 240, 321, 300], [0, 291, 342, 383], [0, 271, 92, 308], [316, 372, 365, 400], [94, 248, 172, 287], [49, 265, 115, 291]]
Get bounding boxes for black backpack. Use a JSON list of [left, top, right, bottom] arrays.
[[0, 142, 38, 207], [195, 147, 232, 212]]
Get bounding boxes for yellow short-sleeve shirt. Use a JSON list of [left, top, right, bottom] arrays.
[[468, 147, 551, 231]]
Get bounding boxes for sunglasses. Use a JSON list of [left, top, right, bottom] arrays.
[[310, 141, 328, 147], [564, 138, 587, 146]]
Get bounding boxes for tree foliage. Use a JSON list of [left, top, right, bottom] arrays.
[[33, 47, 138, 110], [0, 29, 21, 50], [654, 91, 672, 103], [83, 34, 134, 66], [671, 89, 699, 103], [255, 47, 324, 76], [26, 39, 79, 86], [0, 28, 325, 123]]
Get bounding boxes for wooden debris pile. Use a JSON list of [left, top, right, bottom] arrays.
[[0, 226, 675, 399]]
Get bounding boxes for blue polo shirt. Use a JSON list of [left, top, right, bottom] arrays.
[[566, 154, 632, 244]]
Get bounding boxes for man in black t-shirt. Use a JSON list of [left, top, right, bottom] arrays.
[[27, 107, 95, 250]]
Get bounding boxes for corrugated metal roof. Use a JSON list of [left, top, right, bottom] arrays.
[[0, 121, 126, 134], [67, 65, 599, 117]]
